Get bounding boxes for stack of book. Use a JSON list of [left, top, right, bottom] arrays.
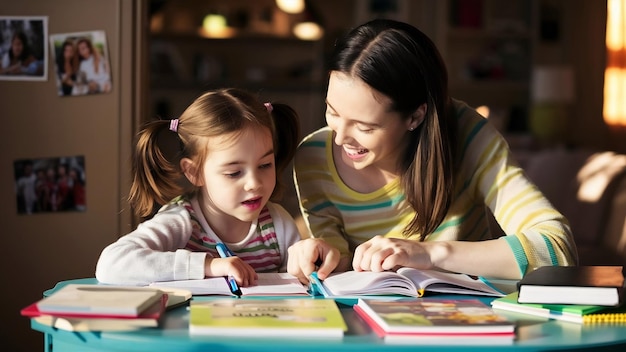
[[21, 284, 190, 332], [353, 298, 516, 344], [492, 265, 626, 324]]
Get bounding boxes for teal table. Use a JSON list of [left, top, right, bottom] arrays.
[[31, 278, 626, 351]]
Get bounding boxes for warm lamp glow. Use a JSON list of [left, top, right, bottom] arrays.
[[293, 21, 323, 40], [276, 0, 305, 14], [607, 0, 625, 50], [604, 67, 626, 125], [199, 14, 234, 38], [476, 105, 489, 118], [604, 0, 626, 126]]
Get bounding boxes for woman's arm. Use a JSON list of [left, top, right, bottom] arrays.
[[288, 129, 353, 281], [353, 106, 577, 279]]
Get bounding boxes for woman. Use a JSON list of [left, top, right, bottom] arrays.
[[77, 37, 111, 93], [287, 19, 577, 284], [0, 31, 38, 75], [56, 39, 79, 96]]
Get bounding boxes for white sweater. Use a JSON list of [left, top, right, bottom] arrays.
[[95, 198, 300, 286]]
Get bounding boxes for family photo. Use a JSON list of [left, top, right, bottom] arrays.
[[49, 30, 112, 96], [14, 155, 86, 215], [0, 15, 47, 81]]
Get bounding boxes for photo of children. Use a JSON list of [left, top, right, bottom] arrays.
[[14, 156, 86, 214], [0, 16, 47, 81], [49, 30, 112, 96]]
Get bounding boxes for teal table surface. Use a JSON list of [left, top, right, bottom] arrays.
[[31, 278, 626, 352]]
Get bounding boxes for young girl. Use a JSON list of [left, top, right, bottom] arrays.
[[56, 39, 79, 96], [0, 31, 38, 75], [96, 88, 301, 286]]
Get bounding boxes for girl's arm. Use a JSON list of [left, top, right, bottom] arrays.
[[95, 206, 207, 285]]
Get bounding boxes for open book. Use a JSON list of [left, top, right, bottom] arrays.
[[149, 273, 309, 296], [311, 268, 505, 299]]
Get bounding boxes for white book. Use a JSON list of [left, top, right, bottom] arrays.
[[149, 272, 309, 296]]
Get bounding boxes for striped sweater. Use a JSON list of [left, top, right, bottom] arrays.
[[95, 196, 300, 286], [293, 100, 578, 276]]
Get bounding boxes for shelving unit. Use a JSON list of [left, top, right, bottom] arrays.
[[149, 33, 326, 129], [436, 0, 538, 134]]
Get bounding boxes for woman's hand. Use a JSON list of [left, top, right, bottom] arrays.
[[205, 257, 258, 287], [287, 238, 341, 283], [352, 235, 437, 272]]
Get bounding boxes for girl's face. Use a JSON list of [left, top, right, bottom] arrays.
[[194, 126, 276, 224], [325, 71, 416, 174], [77, 42, 90, 58], [63, 44, 74, 59], [11, 37, 24, 56]]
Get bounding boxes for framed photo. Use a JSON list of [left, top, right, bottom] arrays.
[[49, 30, 112, 96], [0, 15, 47, 81], [14, 155, 86, 215]]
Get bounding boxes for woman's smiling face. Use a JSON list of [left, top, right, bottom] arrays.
[[325, 71, 416, 174]]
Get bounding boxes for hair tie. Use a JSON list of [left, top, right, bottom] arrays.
[[264, 102, 273, 113], [169, 119, 179, 133]]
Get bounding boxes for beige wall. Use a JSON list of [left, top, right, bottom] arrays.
[[0, 1, 142, 350]]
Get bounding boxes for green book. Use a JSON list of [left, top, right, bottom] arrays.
[[189, 298, 347, 338], [491, 292, 607, 324]]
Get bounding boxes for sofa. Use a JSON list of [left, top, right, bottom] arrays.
[[518, 148, 626, 266]]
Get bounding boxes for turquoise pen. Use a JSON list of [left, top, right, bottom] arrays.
[[309, 271, 331, 297], [215, 243, 243, 298]]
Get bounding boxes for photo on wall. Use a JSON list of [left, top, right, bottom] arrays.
[[14, 156, 86, 215], [0, 15, 48, 81], [49, 30, 112, 96]]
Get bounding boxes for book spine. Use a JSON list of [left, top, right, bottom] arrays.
[[583, 313, 626, 324]]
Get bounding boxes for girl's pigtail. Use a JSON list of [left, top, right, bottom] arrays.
[[268, 103, 300, 175], [128, 119, 185, 218]]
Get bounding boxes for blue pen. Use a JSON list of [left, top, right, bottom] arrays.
[[215, 243, 243, 298]]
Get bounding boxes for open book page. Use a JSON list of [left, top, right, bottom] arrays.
[[397, 268, 505, 297], [320, 271, 419, 297], [316, 269, 506, 299], [149, 273, 308, 296]]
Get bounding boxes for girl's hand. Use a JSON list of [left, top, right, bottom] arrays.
[[287, 238, 341, 283], [352, 235, 436, 272], [205, 257, 258, 287]]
